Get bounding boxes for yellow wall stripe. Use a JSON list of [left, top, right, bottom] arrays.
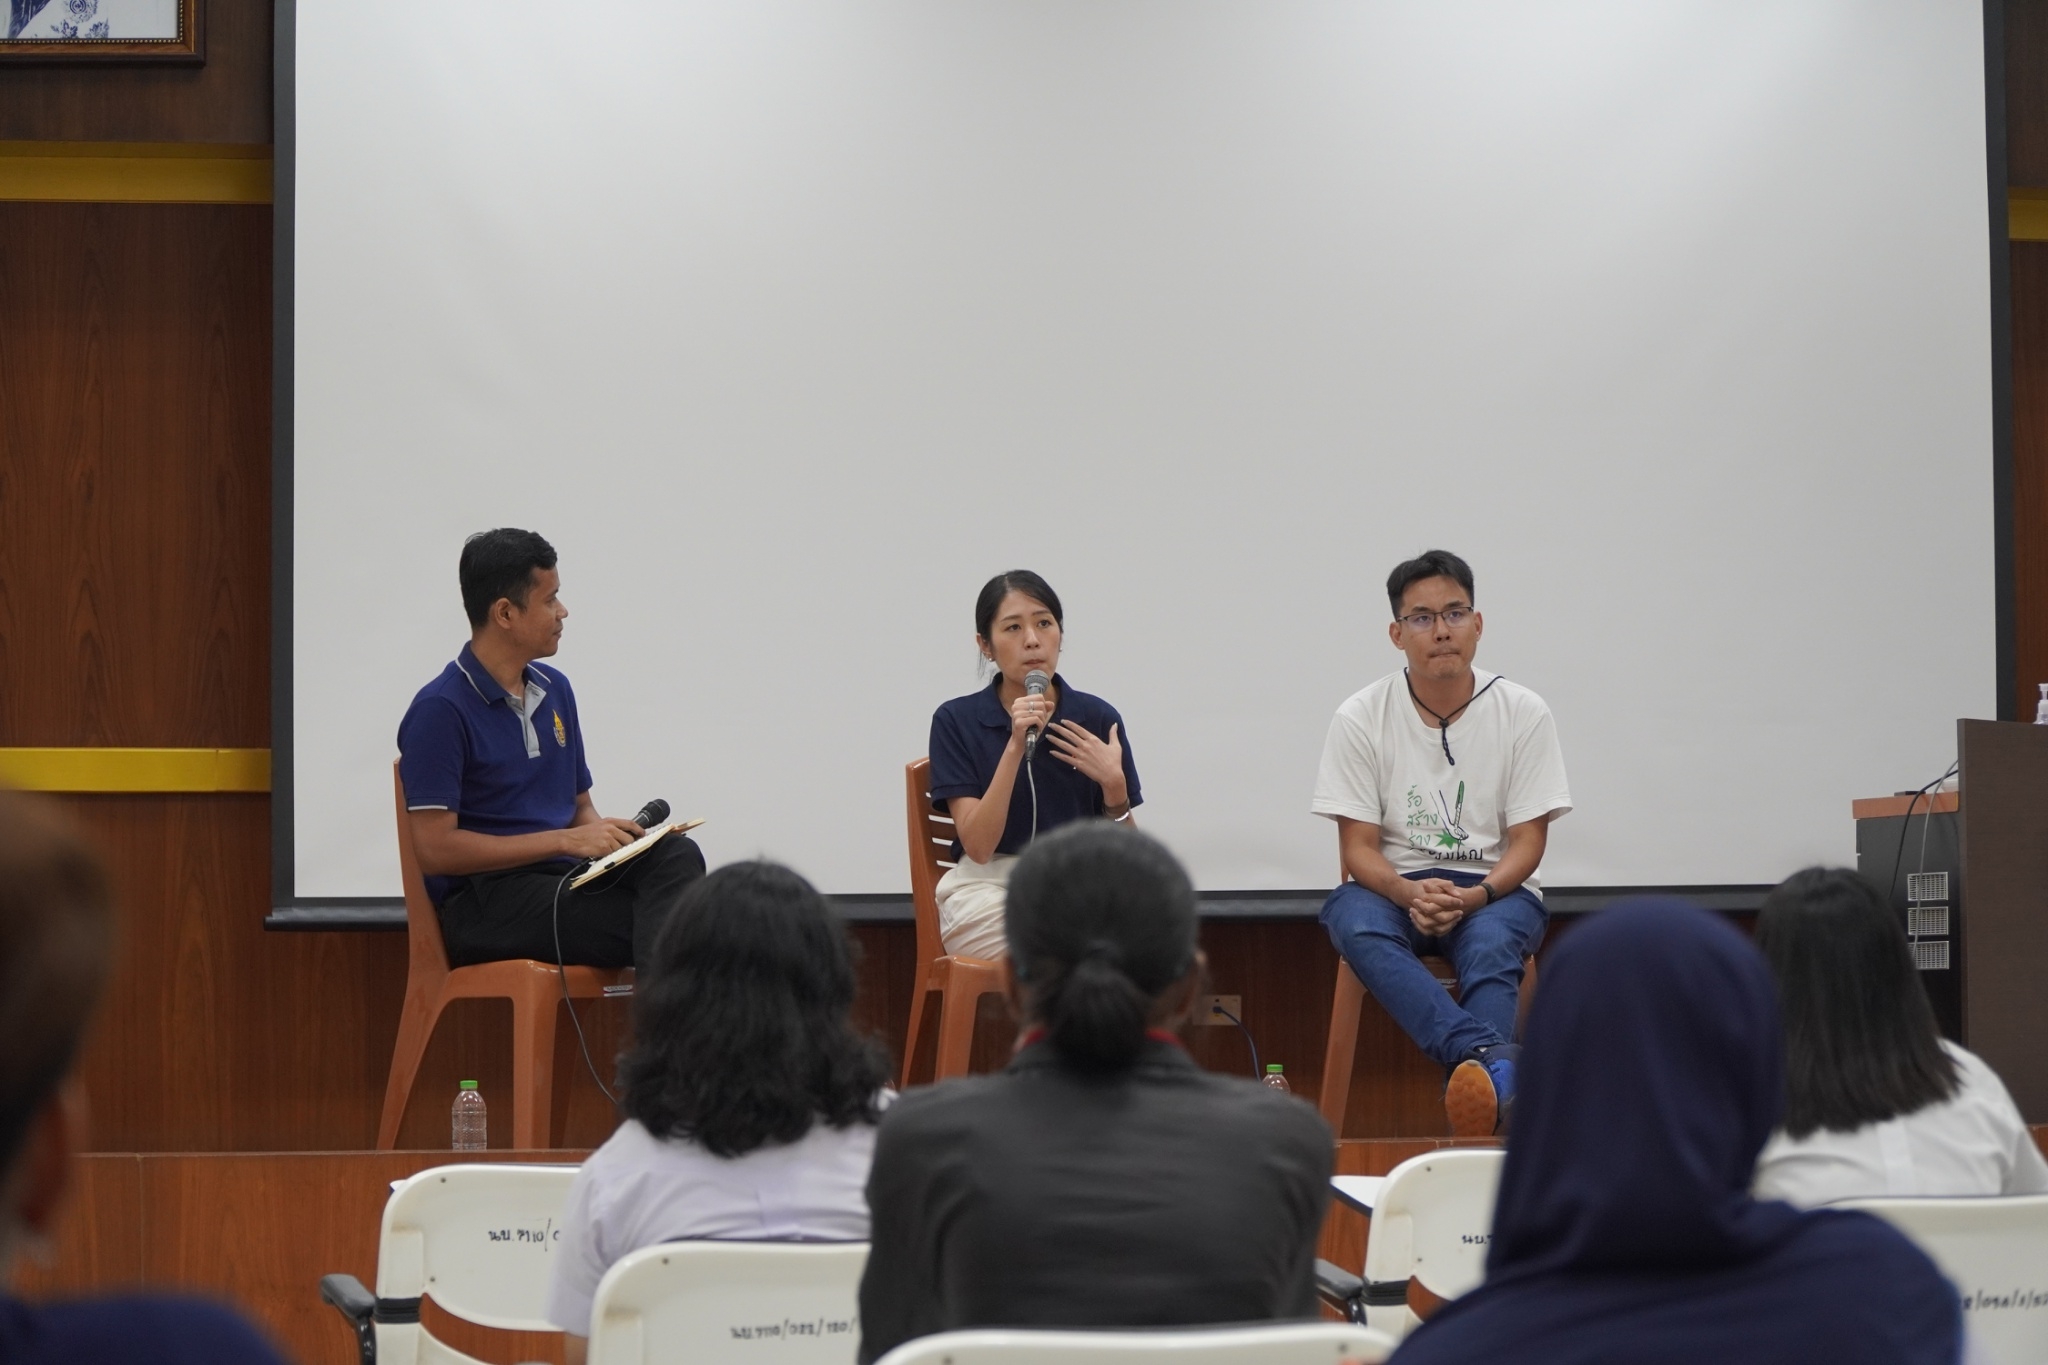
[[0, 142, 271, 204], [2014, 190, 2048, 244], [0, 749, 271, 794]]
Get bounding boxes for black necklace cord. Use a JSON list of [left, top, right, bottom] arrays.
[[1403, 670, 1504, 765]]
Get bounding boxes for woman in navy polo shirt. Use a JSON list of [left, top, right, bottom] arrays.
[[927, 570, 1143, 959]]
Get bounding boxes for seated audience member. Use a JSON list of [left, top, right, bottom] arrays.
[[1753, 867, 2048, 1205], [547, 862, 890, 1363], [857, 823, 1332, 1364], [0, 791, 288, 1364], [1390, 898, 1960, 1365]]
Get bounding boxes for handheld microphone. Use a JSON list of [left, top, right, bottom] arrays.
[[633, 798, 671, 829], [1022, 670, 1050, 761]]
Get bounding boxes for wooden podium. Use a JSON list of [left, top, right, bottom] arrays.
[[1853, 720, 2048, 1122]]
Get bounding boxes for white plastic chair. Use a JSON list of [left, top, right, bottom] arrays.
[[1834, 1195, 2048, 1365], [871, 1322, 1396, 1365], [1314, 1149, 1504, 1340], [586, 1241, 869, 1365], [319, 1162, 580, 1365]]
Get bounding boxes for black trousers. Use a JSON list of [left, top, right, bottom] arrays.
[[436, 835, 706, 977]]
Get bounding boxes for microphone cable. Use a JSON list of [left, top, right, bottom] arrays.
[[553, 865, 620, 1107], [1027, 745, 1040, 843], [1210, 1000, 1262, 1079], [1884, 759, 1957, 916]]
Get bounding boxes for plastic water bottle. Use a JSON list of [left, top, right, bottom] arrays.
[[1264, 1063, 1291, 1094], [452, 1080, 488, 1150], [2036, 683, 2048, 724]]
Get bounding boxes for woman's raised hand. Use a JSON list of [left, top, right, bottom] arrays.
[[1045, 720, 1124, 792]]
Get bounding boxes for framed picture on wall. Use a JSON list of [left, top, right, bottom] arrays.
[[0, 0, 201, 61]]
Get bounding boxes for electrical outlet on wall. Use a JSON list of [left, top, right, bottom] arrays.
[[1195, 994, 1241, 1025]]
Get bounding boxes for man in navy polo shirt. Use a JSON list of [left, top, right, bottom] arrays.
[[397, 528, 704, 973]]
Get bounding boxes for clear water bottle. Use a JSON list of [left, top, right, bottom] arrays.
[[452, 1080, 488, 1150], [1264, 1063, 1291, 1094], [2036, 683, 2048, 725]]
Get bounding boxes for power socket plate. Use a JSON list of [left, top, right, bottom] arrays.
[[1196, 994, 1242, 1026]]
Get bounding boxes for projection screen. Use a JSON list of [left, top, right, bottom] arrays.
[[288, 0, 1995, 901]]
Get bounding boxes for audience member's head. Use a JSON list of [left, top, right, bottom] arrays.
[[0, 790, 116, 1267], [618, 860, 887, 1158], [1391, 898, 1960, 1365], [1756, 866, 1957, 1139], [1004, 822, 1200, 1071]]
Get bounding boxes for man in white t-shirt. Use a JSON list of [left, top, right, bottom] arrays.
[[1312, 550, 1571, 1137]]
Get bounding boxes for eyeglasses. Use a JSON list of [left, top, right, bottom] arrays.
[[1395, 608, 1474, 633]]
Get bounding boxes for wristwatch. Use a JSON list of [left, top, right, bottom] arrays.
[[1479, 882, 1499, 905]]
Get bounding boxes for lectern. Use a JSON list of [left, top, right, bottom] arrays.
[[1853, 720, 2048, 1122]]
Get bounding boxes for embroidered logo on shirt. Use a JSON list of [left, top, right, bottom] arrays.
[[553, 710, 567, 747]]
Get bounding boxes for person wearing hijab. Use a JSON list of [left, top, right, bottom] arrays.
[[1389, 898, 1961, 1365]]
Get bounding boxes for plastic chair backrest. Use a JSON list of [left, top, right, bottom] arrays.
[[904, 758, 958, 968], [870, 1322, 1395, 1365], [394, 759, 453, 975], [1361, 1148, 1504, 1301], [587, 1241, 870, 1365], [1834, 1194, 2048, 1365], [375, 1163, 580, 1331]]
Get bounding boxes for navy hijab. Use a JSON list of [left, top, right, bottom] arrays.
[[1390, 899, 1960, 1365]]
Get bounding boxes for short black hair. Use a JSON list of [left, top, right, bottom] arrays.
[[458, 528, 557, 627], [617, 860, 887, 1158], [974, 570, 1064, 644], [0, 791, 115, 1172], [1386, 550, 1475, 618], [1756, 866, 1958, 1139], [1005, 822, 1198, 1072]]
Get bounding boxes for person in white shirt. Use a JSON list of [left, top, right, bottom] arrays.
[[1312, 550, 1571, 1137], [546, 860, 890, 1364], [1752, 866, 2048, 1206]]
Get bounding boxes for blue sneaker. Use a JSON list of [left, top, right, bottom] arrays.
[[1445, 1043, 1519, 1137]]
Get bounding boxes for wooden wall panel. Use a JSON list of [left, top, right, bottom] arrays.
[[2012, 1, 2048, 190], [2015, 243, 2048, 719], [46, 792, 650, 1153], [14, 1152, 591, 1365], [0, 0, 271, 144], [0, 202, 270, 747]]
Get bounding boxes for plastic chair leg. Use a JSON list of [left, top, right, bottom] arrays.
[[1319, 959, 1365, 1137], [509, 979, 561, 1149], [377, 981, 448, 1150], [933, 980, 979, 1082], [933, 960, 1006, 1082], [900, 973, 934, 1088]]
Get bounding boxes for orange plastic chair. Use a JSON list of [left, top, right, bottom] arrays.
[[1318, 902, 1536, 1137], [900, 759, 1007, 1087], [377, 761, 632, 1149]]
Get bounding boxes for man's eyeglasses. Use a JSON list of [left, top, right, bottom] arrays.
[[1395, 608, 1474, 633]]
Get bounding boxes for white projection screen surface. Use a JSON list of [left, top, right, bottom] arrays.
[[291, 1, 1995, 900]]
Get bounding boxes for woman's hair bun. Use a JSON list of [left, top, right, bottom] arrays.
[[1005, 822, 1197, 1072]]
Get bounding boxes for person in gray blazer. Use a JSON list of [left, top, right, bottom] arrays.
[[857, 822, 1332, 1364]]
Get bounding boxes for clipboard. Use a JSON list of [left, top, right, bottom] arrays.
[[569, 817, 705, 888]]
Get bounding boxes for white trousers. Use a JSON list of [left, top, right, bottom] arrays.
[[935, 854, 1015, 960]]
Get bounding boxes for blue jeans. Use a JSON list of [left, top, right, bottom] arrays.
[[1320, 870, 1547, 1069]]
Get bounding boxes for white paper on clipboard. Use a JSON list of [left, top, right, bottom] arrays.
[[569, 817, 705, 888]]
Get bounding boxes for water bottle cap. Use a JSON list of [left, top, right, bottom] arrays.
[[460, 1080, 478, 1090], [1266, 1064, 1284, 1073]]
